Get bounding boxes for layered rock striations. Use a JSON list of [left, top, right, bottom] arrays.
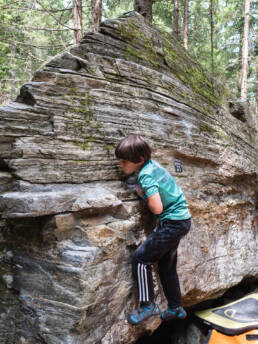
[[0, 11, 257, 344]]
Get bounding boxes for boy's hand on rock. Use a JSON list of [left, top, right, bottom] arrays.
[[133, 185, 145, 198]]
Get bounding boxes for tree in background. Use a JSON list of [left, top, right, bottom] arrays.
[[0, 0, 74, 103], [133, 0, 163, 22], [0, 0, 29, 100], [183, 0, 189, 49], [238, 0, 250, 100], [91, 0, 102, 32], [0, 0, 257, 110], [73, 0, 83, 44], [255, 62, 258, 117], [209, 0, 214, 75], [134, 0, 153, 21], [173, 0, 180, 39]]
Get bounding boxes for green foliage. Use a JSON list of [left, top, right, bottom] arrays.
[[158, 0, 256, 104], [0, 0, 257, 107], [103, 0, 133, 19], [0, 0, 73, 104]]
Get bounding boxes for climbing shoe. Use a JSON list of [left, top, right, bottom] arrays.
[[127, 303, 160, 325], [160, 306, 187, 321]]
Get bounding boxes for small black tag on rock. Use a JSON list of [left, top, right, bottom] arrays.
[[174, 159, 183, 173]]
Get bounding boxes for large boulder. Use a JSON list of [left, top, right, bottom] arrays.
[[0, 11, 257, 344]]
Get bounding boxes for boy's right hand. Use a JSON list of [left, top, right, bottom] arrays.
[[133, 185, 145, 198]]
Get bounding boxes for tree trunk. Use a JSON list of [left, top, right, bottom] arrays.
[[9, 44, 17, 100], [237, 26, 244, 96], [239, 0, 250, 100], [210, 0, 214, 74], [173, 0, 180, 39], [73, 0, 83, 44], [134, 0, 153, 22], [91, 0, 102, 33], [183, 0, 189, 49], [255, 64, 258, 116]]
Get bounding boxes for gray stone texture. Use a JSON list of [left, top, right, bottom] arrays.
[[0, 11, 257, 344]]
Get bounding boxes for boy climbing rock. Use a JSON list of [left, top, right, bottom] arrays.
[[115, 134, 191, 325]]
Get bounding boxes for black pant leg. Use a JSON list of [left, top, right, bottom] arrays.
[[131, 224, 166, 303], [158, 249, 182, 307], [132, 218, 191, 304], [158, 219, 191, 307]]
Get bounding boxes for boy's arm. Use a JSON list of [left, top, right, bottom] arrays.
[[137, 173, 163, 215], [134, 185, 163, 215], [146, 192, 163, 215]]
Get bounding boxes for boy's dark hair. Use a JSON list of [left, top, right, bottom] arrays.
[[115, 134, 151, 163]]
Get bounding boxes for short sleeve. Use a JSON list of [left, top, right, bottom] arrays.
[[138, 174, 159, 198]]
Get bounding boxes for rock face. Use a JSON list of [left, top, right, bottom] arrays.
[[0, 11, 257, 344]]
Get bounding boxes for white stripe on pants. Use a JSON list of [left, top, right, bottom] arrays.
[[137, 263, 149, 302]]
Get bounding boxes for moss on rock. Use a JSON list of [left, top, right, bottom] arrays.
[[67, 87, 102, 150], [115, 16, 224, 109]]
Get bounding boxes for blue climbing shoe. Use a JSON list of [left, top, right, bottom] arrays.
[[127, 303, 160, 325], [160, 306, 187, 321]]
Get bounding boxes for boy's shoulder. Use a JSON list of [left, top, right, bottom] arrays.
[[138, 159, 166, 178]]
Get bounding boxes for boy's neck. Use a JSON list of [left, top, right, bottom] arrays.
[[135, 158, 150, 174], [135, 162, 144, 174]]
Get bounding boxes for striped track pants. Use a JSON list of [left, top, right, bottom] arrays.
[[131, 218, 191, 306], [136, 263, 152, 302]]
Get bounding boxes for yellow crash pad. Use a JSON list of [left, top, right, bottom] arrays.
[[195, 293, 258, 335], [207, 329, 258, 344]]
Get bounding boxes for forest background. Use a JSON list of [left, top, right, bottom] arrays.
[[0, 0, 257, 112]]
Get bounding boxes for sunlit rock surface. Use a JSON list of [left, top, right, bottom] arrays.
[[0, 11, 257, 344]]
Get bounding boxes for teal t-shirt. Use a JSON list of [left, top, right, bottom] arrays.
[[137, 159, 191, 221]]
